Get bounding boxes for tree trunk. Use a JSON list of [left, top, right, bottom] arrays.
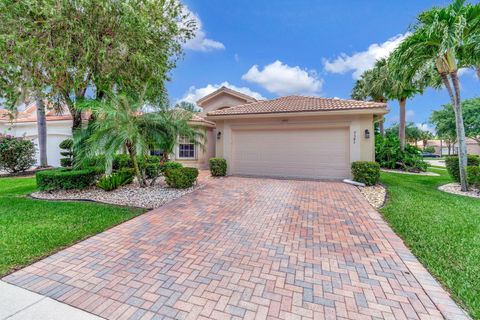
[[477, 66, 480, 80], [379, 120, 385, 137], [450, 72, 468, 191], [126, 142, 145, 187], [399, 98, 406, 151], [35, 92, 48, 167]]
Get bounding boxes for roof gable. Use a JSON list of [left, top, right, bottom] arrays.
[[196, 86, 257, 107]]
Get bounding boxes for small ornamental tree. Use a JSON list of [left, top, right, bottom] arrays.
[[59, 139, 74, 167], [0, 135, 36, 173]]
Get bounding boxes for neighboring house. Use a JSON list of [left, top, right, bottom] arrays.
[[419, 139, 480, 156], [1, 87, 388, 179], [199, 87, 387, 179], [0, 103, 86, 167]]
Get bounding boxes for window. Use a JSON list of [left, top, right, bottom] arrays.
[[178, 136, 196, 159]]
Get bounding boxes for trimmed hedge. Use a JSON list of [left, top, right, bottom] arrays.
[[164, 167, 199, 189], [111, 154, 163, 179], [161, 161, 183, 173], [36, 167, 102, 191], [445, 155, 480, 182], [209, 158, 227, 176], [467, 166, 480, 189], [351, 161, 380, 186]]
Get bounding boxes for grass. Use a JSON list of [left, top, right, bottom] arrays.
[[0, 176, 144, 276], [380, 168, 480, 319]]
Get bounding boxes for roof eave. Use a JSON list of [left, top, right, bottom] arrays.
[[206, 107, 389, 120]]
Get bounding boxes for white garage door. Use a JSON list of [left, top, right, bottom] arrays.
[[232, 127, 350, 179]]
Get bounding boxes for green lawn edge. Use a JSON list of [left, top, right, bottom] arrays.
[[379, 169, 480, 319]]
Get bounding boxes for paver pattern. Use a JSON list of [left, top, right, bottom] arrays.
[[3, 176, 468, 319]]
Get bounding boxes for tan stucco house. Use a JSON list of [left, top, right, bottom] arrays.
[[189, 86, 388, 180], [1, 87, 388, 179]]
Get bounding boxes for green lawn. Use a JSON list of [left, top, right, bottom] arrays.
[[380, 168, 480, 319], [0, 176, 143, 276]]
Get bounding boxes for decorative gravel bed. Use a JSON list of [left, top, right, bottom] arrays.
[[381, 169, 440, 176], [438, 183, 480, 199], [357, 184, 387, 209], [31, 179, 204, 209]]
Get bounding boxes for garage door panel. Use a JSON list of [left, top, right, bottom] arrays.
[[232, 128, 350, 179]]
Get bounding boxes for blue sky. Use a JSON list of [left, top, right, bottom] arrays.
[[169, 0, 479, 131]]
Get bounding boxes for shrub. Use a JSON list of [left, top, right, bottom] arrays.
[[96, 171, 133, 191], [164, 167, 198, 189], [36, 167, 102, 191], [467, 166, 480, 189], [375, 135, 427, 172], [143, 156, 162, 180], [79, 155, 106, 169], [351, 161, 380, 186], [209, 158, 227, 176], [117, 168, 135, 184], [59, 139, 74, 167], [445, 155, 480, 182], [112, 154, 132, 171], [0, 135, 36, 173], [111, 154, 162, 179], [161, 161, 183, 173]]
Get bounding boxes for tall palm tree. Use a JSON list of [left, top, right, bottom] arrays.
[[389, 0, 479, 191], [378, 58, 424, 151], [351, 68, 388, 136], [75, 94, 203, 187], [457, 1, 480, 78]]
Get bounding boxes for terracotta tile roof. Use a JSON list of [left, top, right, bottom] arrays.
[[189, 113, 215, 127], [207, 96, 387, 116], [0, 102, 90, 123]]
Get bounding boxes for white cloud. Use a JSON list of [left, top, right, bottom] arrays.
[[179, 82, 266, 105], [416, 123, 435, 134], [406, 110, 415, 121], [323, 33, 410, 80], [241, 60, 323, 96], [183, 7, 225, 52]]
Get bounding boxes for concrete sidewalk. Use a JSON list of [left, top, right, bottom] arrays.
[[0, 281, 102, 320]]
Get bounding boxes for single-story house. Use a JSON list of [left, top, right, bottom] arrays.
[[198, 87, 387, 179], [418, 139, 480, 156], [1, 87, 388, 179], [0, 104, 84, 167]]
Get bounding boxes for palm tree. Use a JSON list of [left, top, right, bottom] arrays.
[[457, 1, 480, 78], [155, 108, 205, 162], [389, 0, 479, 191], [379, 58, 423, 151], [351, 68, 388, 136], [75, 94, 203, 187]]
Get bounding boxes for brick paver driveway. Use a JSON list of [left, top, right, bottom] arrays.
[[4, 177, 468, 320]]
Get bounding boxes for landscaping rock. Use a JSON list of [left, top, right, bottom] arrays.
[[358, 184, 386, 209], [31, 177, 203, 209], [438, 183, 480, 199]]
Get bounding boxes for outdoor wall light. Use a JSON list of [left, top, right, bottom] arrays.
[[364, 129, 370, 139], [217, 131, 222, 140]]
